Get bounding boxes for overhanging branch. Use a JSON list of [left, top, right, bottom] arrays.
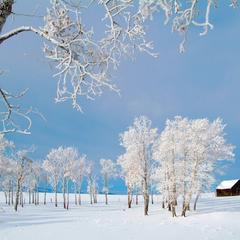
[[0, 26, 66, 47]]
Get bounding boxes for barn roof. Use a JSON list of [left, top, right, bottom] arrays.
[[216, 179, 240, 190]]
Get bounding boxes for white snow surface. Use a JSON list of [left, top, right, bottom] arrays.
[[216, 179, 239, 189], [0, 192, 240, 240]]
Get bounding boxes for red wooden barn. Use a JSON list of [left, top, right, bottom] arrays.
[[216, 179, 240, 197]]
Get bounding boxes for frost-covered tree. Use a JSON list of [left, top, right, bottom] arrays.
[[100, 158, 116, 204], [119, 116, 158, 215], [43, 148, 62, 207], [24, 160, 42, 205], [43, 146, 78, 209], [13, 149, 33, 211], [0, 135, 15, 206], [153, 117, 191, 216], [86, 161, 94, 204], [0, 134, 13, 170], [58, 146, 78, 209], [139, 0, 238, 52], [86, 161, 98, 204], [153, 116, 235, 217], [0, 159, 15, 205], [117, 150, 141, 209], [69, 154, 86, 205], [0, 0, 238, 134], [32, 161, 42, 205], [181, 118, 234, 216], [41, 168, 49, 205]]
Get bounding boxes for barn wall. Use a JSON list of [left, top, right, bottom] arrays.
[[216, 180, 240, 197], [216, 189, 232, 197], [231, 181, 240, 195]]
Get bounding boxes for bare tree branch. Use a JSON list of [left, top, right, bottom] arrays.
[[0, 87, 33, 135]]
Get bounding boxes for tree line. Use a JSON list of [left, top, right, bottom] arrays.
[[0, 115, 234, 217]]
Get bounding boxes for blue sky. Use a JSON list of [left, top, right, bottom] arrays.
[[0, 1, 239, 193]]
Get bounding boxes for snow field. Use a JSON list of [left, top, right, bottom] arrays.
[[0, 192, 240, 240]]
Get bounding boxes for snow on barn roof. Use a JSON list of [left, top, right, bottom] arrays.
[[216, 179, 240, 190]]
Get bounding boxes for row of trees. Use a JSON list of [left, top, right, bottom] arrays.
[[118, 116, 234, 216], [0, 140, 116, 211], [43, 148, 117, 207], [0, 138, 41, 211], [0, 115, 234, 216]]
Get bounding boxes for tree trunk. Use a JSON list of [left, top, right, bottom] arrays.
[[170, 149, 177, 217], [78, 191, 81, 205], [4, 191, 7, 204], [181, 200, 190, 217], [127, 187, 132, 208], [183, 156, 200, 216], [44, 182, 47, 205], [151, 193, 154, 204], [168, 202, 171, 212], [194, 193, 200, 211], [75, 184, 77, 205], [28, 190, 31, 204], [62, 177, 66, 209], [32, 191, 35, 204], [136, 194, 138, 205], [55, 189, 58, 207], [105, 193, 108, 205], [144, 193, 149, 216], [11, 184, 14, 205], [143, 175, 149, 216], [34, 190, 37, 205], [14, 179, 21, 211], [67, 192, 69, 210], [104, 174, 108, 205], [44, 191, 46, 205], [181, 203, 188, 217], [94, 191, 97, 204], [75, 192, 77, 205], [20, 189, 24, 208], [37, 190, 40, 205], [8, 187, 11, 205], [66, 180, 69, 210], [90, 186, 93, 205], [171, 204, 177, 217]]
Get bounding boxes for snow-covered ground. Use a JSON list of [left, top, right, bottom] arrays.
[[0, 192, 240, 240]]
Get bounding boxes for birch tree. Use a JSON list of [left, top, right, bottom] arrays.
[[13, 150, 33, 211], [43, 149, 62, 207], [0, 135, 15, 206], [0, 157, 15, 205], [181, 118, 234, 216], [117, 151, 141, 209], [153, 117, 191, 216], [41, 169, 49, 205], [69, 154, 86, 205], [43, 146, 78, 209], [0, 134, 13, 172], [120, 116, 158, 215], [58, 147, 78, 209], [86, 161, 98, 204], [100, 158, 116, 204], [153, 116, 234, 217]]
